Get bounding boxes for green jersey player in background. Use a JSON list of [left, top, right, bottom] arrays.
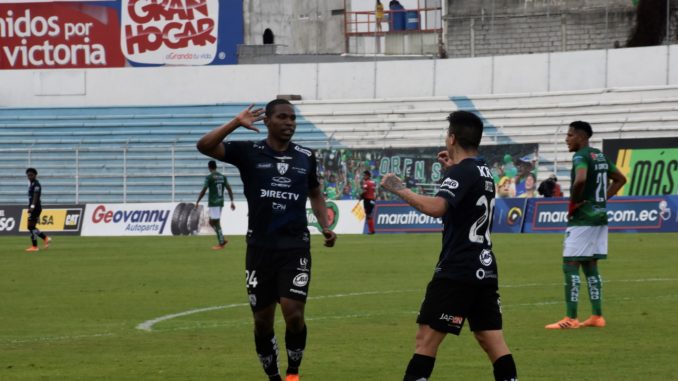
[[546, 121, 626, 329], [196, 160, 235, 250]]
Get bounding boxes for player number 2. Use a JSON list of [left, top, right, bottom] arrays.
[[469, 195, 495, 245], [245, 270, 258, 288]]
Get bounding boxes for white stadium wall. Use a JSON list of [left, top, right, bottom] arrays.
[[0, 45, 677, 107]]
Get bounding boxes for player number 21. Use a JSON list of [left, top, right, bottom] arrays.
[[469, 195, 495, 245]]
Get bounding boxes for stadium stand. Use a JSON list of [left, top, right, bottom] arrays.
[[1, 85, 677, 203]]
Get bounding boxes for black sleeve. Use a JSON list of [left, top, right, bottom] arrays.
[[435, 166, 472, 209], [308, 150, 320, 190], [222, 141, 248, 168]]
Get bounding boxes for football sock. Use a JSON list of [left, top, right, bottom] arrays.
[[563, 263, 580, 318], [29, 228, 38, 246], [493, 354, 518, 381], [582, 263, 603, 316], [285, 325, 307, 375], [212, 220, 225, 245], [255, 331, 280, 379], [367, 216, 375, 233], [37, 230, 47, 240], [403, 353, 435, 381]]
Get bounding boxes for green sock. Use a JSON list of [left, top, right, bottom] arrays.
[[582, 264, 603, 316], [212, 220, 225, 245], [563, 263, 580, 319]]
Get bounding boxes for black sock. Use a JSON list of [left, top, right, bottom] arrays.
[[403, 353, 435, 381], [285, 325, 307, 375], [255, 331, 280, 378], [29, 229, 38, 246], [493, 354, 518, 381], [36, 229, 46, 240]]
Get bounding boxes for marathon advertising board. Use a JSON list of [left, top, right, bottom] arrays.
[[372, 201, 443, 233], [603, 138, 678, 196], [0, 0, 243, 70], [522, 196, 678, 233]]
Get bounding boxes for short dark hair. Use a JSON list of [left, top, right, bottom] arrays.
[[265, 99, 293, 117], [26, 168, 37, 175], [363, 170, 371, 177], [569, 121, 593, 138], [208, 160, 217, 170], [447, 111, 484, 149]]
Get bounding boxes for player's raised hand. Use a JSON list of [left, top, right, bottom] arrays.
[[437, 150, 453, 168], [322, 228, 337, 248], [380, 173, 406, 193], [236, 104, 265, 132]]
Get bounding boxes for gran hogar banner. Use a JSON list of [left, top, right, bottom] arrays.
[[0, 0, 243, 69], [604, 138, 678, 196], [523, 196, 678, 233]]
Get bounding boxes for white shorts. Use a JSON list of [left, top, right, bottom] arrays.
[[563, 225, 608, 261], [208, 207, 222, 220]]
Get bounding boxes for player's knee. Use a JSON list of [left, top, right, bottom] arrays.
[[253, 316, 274, 335], [283, 310, 305, 332]]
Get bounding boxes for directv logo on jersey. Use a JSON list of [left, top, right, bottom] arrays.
[[260, 189, 300, 200]]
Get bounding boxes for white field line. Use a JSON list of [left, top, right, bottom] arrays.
[[3, 278, 676, 344]]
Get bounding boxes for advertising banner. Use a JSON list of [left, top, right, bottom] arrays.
[[0, 205, 23, 235], [603, 138, 678, 196], [492, 198, 527, 233], [0, 0, 243, 69], [522, 196, 678, 233], [372, 201, 443, 233], [82, 203, 175, 236]]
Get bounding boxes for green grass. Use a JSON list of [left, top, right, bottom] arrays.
[[1, 233, 677, 380]]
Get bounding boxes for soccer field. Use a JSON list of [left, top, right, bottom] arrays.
[[1, 233, 676, 381]]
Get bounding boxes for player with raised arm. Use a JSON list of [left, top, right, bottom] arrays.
[[545, 121, 626, 329], [381, 111, 518, 381], [196, 99, 337, 381], [195, 160, 235, 250], [25, 168, 51, 252]]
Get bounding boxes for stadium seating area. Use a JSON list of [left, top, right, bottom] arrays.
[[1, 85, 677, 204]]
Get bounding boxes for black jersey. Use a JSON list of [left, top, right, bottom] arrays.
[[28, 179, 42, 208], [222, 140, 320, 249], [434, 157, 498, 285]]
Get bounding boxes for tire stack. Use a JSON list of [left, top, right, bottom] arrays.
[[171, 203, 203, 236]]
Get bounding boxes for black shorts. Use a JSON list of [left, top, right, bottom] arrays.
[[28, 207, 42, 223], [363, 199, 375, 216], [416, 278, 502, 335], [245, 246, 311, 312]]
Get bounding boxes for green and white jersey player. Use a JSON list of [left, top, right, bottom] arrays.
[[196, 160, 235, 250], [546, 121, 626, 330]]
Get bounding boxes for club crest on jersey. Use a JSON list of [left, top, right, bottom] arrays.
[[479, 249, 493, 266], [277, 162, 289, 175]]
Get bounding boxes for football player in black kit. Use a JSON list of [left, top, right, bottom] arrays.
[[25, 168, 51, 252], [381, 111, 518, 381], [197, 99, 337, 381]]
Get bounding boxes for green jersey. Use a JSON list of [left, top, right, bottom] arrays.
[[204, 172, 228, 207], [568, 146, 617, 227]]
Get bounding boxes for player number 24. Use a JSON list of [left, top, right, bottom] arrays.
[[469, 195, 495, 245], [245, 270, 258, 288]]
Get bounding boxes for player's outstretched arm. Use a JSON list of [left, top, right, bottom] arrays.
[[195, 186, 207, 207], [196, 105, 264, 160], [607, 168, 627, 199], [309, 186, 337, 247], [381, 173, 447, 218]]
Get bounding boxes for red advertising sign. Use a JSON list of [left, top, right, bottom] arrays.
[[0, 2, 126, 69]]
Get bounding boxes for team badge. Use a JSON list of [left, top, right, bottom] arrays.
[[277, 162, 289, 175]]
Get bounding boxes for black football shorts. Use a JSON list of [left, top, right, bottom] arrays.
[[416, 277, 503, 335], [245, 246, 311, 312], [28, 207, 42, 223]]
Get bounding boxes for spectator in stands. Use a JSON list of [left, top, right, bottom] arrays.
[[340, 184, 354, 200], [514, 156, 535, 197], [496, 176, 515, 198], [325, 174, 339, 200], [538, 174, 563, 198], [502, 154, 517, 178], [375, 0, 384, 31], [518, 173, 537, 198]]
